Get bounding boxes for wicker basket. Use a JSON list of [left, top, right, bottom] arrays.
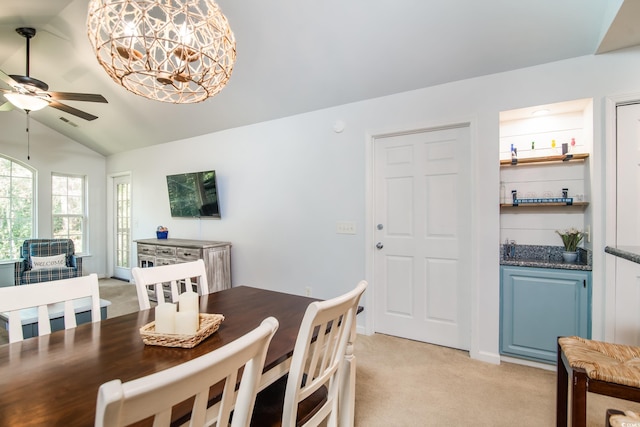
[[140, 313, 225, 348]]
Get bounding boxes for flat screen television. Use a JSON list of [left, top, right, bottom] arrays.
[[166, 170, 221, 218]]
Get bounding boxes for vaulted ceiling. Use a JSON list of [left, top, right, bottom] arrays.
[[0, 0, 637, 156]]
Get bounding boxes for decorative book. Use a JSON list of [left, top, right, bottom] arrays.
[[512, 197, 573, 206]]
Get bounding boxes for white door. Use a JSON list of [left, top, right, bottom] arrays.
[[614, 103, 640, 345], [373, 125, 471, 350], [113, 174, 132, 280]]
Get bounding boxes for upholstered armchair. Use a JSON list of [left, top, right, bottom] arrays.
[[14, 239, 83, 286]]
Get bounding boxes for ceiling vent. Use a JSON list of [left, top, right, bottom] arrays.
[[59, 116, 79, 128]]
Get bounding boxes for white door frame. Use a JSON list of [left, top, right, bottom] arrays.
[[107, 171, 133, 281], [364, 117, 483, 360], [604, 93, 640, 341]]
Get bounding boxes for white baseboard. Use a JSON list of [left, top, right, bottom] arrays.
[[471, 350, 501, 365], [500, 355, 555, 371]]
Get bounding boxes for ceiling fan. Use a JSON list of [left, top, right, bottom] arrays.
[[0, 27, 107, 121]]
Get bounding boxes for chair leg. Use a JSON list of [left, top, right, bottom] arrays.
[[570, 370, 588, 427], [339, 333, 357, 427], [557, 342, 569, 427]]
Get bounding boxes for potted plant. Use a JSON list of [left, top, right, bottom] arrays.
[[556, 228, 583, 263]]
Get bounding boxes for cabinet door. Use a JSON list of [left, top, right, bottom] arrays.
[[138, 254, 155, 268], [500, 266, 591, 363], [203, 246, 231, 292]]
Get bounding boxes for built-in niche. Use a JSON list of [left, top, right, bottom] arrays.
[[499, 98, 593, 247]]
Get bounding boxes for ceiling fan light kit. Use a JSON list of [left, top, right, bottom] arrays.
[[86, 0, 236, 104], [3, 93, 48, 112]]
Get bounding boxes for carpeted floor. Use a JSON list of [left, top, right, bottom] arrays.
[[97, 277, 143, 317], [355, 333, 640, 426], [3, 279, 640, 425]]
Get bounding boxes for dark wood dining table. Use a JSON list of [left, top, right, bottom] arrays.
[[0, 285, 319, 427]]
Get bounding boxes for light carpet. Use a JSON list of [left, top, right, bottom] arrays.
[[354, 333, 640, 426]]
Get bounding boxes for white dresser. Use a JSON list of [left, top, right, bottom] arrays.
[[134, 238, 231, 293]]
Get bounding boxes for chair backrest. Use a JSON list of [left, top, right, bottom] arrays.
[[283, 280, 367, 427], [20, 238, 75, 264], [95, 316, 279, 427], [0, 273, 101, 343], [131, 259, 209, 310]]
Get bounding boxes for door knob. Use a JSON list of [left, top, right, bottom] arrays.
[[376, 242, 384, 250]]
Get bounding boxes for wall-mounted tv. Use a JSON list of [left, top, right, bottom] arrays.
[[166, 170, 221, 218]]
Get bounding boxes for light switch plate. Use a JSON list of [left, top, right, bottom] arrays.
[[336, 221, 356, 234]]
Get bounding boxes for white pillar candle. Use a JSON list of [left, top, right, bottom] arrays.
[[178, 291, 199, 313], [155, 303, 176, 334], [175, 311, 199, 335]]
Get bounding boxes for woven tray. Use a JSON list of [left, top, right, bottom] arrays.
[[140, 313, 225, 348]]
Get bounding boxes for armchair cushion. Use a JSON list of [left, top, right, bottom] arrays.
[[20, 266, 79, 284], [31, 254, 67, 270]]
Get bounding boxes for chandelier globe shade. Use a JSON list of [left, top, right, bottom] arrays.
[[86, 0, 236, 104]]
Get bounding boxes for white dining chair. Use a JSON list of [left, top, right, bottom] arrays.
[[131, 259, 209, 310], [250, 280, 367, 427], [95, 316, 279, 427], [0, 273, 101, 343]]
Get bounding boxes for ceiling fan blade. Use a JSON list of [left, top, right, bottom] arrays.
[[0, 101, 13, 112], [48, 92, 108, 103], [48, 100, 99, 121], [0, 69, 18, 90]]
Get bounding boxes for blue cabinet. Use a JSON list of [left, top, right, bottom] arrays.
[[500, 266, 591, 364]]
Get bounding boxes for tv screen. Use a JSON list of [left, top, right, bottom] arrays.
[[166, 170, 221, 218]]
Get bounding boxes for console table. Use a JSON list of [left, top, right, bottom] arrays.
[[134, 238, 231, 293]]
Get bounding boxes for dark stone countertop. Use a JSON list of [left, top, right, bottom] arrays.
[[500, 258, 592, 271], [604, 246, 640, 265], [500, 244, 592, 271]]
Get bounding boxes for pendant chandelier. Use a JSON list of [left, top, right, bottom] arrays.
[[86, 0, 236, 104]]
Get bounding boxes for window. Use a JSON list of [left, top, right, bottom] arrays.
[[115, 177, 131, 269], [0, 156, 34, 259], [52, 174, 86, 253]]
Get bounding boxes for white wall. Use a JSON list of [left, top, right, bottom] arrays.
[[106, 46, 640, 362], [0, 109, 107, 279], [108, 111, 368, 299]]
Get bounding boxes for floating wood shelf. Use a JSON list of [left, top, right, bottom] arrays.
[[500, 153, 589, 166], [500, 201, 589, 209]]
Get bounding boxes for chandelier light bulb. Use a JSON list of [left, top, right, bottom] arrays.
[[86, 0, 236, 104]]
